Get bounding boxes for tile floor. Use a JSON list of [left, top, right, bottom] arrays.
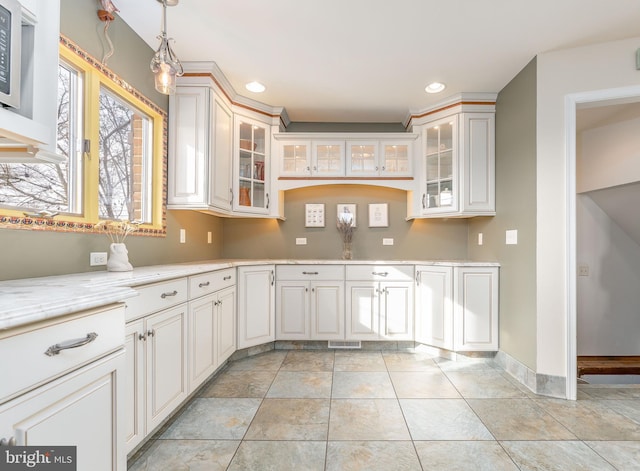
[[128, 350, 640, 470]]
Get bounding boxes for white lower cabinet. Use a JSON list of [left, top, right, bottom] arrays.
[[237, 265, 275, 349], [275, 265, 345, 341], [453, 266, 499, 351], [415, 265, 499, 351], [345, 266, 414, 341], [125, 304, 188, 453], [188, 285, 236, 391], [0, 305, 126, 471], [276, 281, 345, 340], [415, 266, 454, 350]]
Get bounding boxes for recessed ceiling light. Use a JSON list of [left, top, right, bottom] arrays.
[[425, 82, 446, 94], [245, 81, 266, 93]]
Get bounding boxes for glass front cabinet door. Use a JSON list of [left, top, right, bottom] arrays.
[[423, 117, 458, 213], [235, 116, 270, 214]]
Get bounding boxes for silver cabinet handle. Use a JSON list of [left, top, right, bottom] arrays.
[[161, 290, 178, 298], [270, 270, 274, 286], [138, 333, 146, 341], [223, 275, 232, 281], [302, 271, 319, 275], [0, 437, 16, 446], [306, 166, 310, 172], [372, 272, 389, 277], [198, 281, 211, 288], [422, 193, 426, 209], [147, 329, 155, 337], [45, 332, 98, 356], [229, 188, 234, 205], [266, 193, 270, 209]]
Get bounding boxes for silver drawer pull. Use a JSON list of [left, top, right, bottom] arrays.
[[302, 271, 319, 275], [372, 271, 389, 277], [198, 281, 211, 288], [1, 437, 16, 446], [161, 290, 178, 298], [223, 275, 232, 281], [45, 332, 98, 356]]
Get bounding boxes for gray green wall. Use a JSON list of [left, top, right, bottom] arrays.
[[222, 185, 469, 260], [468, 58, 538, 370], [0, 0, 223, 281]]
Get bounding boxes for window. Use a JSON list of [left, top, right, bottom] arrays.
[[0, 37, 166, 235]]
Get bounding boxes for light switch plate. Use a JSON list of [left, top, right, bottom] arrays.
[[179, 228, 186, 244], [296, 238, 307, 245], [506, 229, 518, 245], [207, 231, 212, 244], [478, 233, 483, 246], [382, 238, 394, 246]]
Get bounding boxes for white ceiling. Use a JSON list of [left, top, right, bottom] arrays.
[[116, 0, 640, 123]]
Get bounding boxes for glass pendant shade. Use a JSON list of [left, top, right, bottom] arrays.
[[151, 0, 183, 95]]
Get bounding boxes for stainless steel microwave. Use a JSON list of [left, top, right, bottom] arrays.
[[0, 0, 21, 109]]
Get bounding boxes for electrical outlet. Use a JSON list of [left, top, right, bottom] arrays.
[[90, 252, 108, 266], [578, 265, 589, 276]]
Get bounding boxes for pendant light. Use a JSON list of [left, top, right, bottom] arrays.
[[150, 0, 183, 95]]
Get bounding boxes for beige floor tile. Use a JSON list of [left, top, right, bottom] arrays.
[[332, 371, 396, 398], [390, 371, 461, 398], [586, 441, 640, 470], [198, 370, 276, 398], [326, 441, 422, 471], [600, 399, 640, 424], [535, 398, 640, 440], [244, 398, 330, 440], [414, 441, 519, 471], [329, 399, 411, 440], [467, 398, 576, 440], [128, 439, 240, 471], [227, 441, 326, 471], [227, 351, 287, 371], [382, 352, 439, 372], [444, 370, 528, 398], [434, 357, 498, 372], [281, 350, 335, 371], [577, 385, 640, 400], [400, 399, 493, 440], [334, 351, 387, 371], [266, 371, 333, 398], [161, 398, 261, 440], [501, 440, 617, 470]]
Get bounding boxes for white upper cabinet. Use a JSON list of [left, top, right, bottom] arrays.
[[409, 95, 496, 218], [168, 85, 233, 213], [274, 133, 416, 187], [233, 115, 272, 215]]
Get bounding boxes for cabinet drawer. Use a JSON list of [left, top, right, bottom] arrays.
[[277, 265, 344, 281], [125, 278, 188, 321], [346, 265, 414, 281], [189, 268, 235, 299], [0, 304, 125, 403]]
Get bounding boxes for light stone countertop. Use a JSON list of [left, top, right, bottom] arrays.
[[0, 259, 498, 331]]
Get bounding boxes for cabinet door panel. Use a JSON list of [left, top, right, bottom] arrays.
[[188, 295, 216, 392], [216, 287, 236, 366], [276, 282, 309, 339], [454, 267, 499, 351], [237, 266, 275, 348], [311, 282, 344, 340], [146, 305, 187, 431], [415, 267, 453, 350], [124, 320, 145, 453], [462, 113, 495, 212], [168, 87, 208, 205], [382, 282, 413, 340], [346, 282, 379, 339], [0, 353, 125, 471], [210, 96, 233, 210]]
